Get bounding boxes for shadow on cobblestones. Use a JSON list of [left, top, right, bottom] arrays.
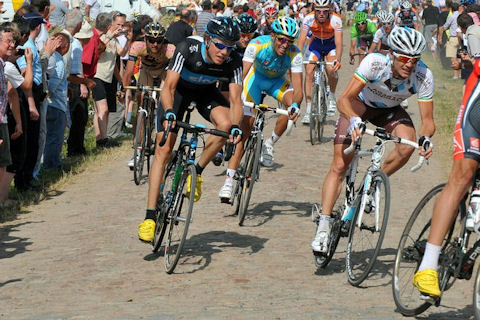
[[145, 231, 268, 274], [0, 222, 35, 260], [239, 200, 311, 227], [413, 303, 474, 319]]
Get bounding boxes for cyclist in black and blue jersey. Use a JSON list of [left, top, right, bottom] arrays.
[[138, 17, 244, 243]]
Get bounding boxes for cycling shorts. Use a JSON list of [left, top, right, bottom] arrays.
[[334, 98, 414, 145], [308, 37, 336, 61], [156, 83, 229, 134], [454, 79, 480, 162], [243, 67, 292, 108]]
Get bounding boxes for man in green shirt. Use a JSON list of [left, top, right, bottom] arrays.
[[350, 11, 377, 64]]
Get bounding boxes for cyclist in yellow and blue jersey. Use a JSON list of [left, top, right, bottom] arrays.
[[218, 16, 303, 202]]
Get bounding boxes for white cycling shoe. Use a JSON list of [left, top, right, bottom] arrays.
[[312, 215, 331, 253], [260, 140, 274, 167], [302, 112, 311, 124], [219, 179, 234, 203]]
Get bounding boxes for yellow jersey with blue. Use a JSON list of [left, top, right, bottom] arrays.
[[243, 35, 303, 79]]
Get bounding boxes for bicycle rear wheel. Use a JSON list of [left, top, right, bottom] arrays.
[[152, 151, 178, 253], [133, 111, 147, 185], [164, 164, 196, 273], [392, 183, 446, 316], [346, 170, 390, 286], [231, 164, 244, 216], [238, 133, 262, 226]]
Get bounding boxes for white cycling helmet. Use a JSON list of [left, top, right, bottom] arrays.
[[376, 10, 394, 24], [388, 27, 426, 56], [313, 0, 331, 8], [400, 1, 412, 10]]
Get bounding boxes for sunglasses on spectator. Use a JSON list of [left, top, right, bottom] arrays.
[[393, 52, 421, 64], [275, 34, 294, 45], [211, 38, 236, 51], [315, 9, 329, 14], [241, 33, 255, 39], [147, 37, 164, 44]]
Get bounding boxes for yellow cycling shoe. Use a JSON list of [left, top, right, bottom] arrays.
[[186, 174, 202, 202], [413, 269, 441, 298], [138, 219, 155, 242]]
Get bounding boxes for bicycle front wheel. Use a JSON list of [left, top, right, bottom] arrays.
[[238, 133, 262, 226], [164, 164, 196, 274], [310, 83, 323, 145], [133, 111, 147, 185], [392, 183, 445, 316], [346, 170, 390, 286]]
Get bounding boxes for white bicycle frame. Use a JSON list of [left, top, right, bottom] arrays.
[[343, 126, 425, 230]]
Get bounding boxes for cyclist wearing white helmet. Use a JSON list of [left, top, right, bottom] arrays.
[[369, 10, 395, 54], [395, 0, 418, 30], [311, 27, 435, 254], [218, 16, 303, 200], [298, 0, 343, 124]]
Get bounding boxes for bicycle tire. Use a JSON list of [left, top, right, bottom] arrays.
[[346, 170, 390, 286], [164, 164, 196, 274], [474, 262, 480, 319], [238, 133, 262, 226], [146, 98, 156, 174], [231, 165, 244, 216], [392, 183, 446, 316], [152, 151, 178, 253], [133, 111, 147, 185], [310, 83, 321, 145], [314, 212, 342, 268]]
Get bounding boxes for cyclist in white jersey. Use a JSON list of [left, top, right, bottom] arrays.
[[369, 10, 395, 55], [311, 27, 435, 253]]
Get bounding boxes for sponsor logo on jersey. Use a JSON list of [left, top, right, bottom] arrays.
[[189, 44, 199, 53], [471, 137, 480, 151]]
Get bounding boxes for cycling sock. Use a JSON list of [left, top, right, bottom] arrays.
[[306, 102, 312, 114], [418, 242, 442, 272], [318, 214, 330, 232], [145, 209, 156, 221], [226, 168, 236, 179], [271, 131, 280, 144], [195, 163, 204, 175]]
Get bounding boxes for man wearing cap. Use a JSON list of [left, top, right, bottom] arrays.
[[15, 12, 46, 190]]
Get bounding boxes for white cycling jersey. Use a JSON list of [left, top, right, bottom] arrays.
[[353, 53, 434, 108], [372, 27, 389, 46]]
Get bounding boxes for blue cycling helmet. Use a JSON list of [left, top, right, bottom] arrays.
[[461, 0, 475, 5], [271, 17, 300, 38]]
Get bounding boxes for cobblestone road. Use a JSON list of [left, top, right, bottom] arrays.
[[0, 59, 473, 319]]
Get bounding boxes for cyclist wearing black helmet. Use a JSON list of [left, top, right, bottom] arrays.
[[138, 17, 244, 243]]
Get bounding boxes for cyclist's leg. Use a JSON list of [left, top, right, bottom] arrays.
[[324, 48, 338, 94], [321, 97, 367, 216], [369, 106, 415, 176]]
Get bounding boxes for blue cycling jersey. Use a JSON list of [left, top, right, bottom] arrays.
[[243, 35, 303, 78]]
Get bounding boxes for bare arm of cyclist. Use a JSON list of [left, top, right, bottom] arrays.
[[122, 60, 135, 89], [228, 83, 244, 143], [417, 100, 435, 158], [160, 70, 181, 130], [334, 30, 343, 70], [297, 28, 309, 54], [242, 60, 253, 81], [338, 76, 366, 142]]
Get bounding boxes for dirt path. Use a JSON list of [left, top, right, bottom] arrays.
[[0, 57, 472, 319]]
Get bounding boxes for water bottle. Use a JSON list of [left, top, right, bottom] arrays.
[[467, 189, 480, 232]]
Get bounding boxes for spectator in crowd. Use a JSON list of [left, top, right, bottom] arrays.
[[195, 0, 215, 36], [165, 9, 193, 46], [438, 1, 463, 79], [214, 1, 225, 16], [30, 0, 49, 51], [63, 12, 96, 157], [224, 0, 234, 17], [15, 12, 47, 191], [422, 0, 439, 59], [92, 11, 130, 148], [49, 0, 69, 27], [0, 25, 31, 206], [0, 26, 15, 205], [453, 13, 480, 85], [85, 0, 101, 22], [43, 33, 70, 170]]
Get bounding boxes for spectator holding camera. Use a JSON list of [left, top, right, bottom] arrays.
[[453, 13, 480, 84]]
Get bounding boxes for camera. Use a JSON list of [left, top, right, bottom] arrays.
[[118, 29, 127, 35], [16, 48, 25, 56], [457, 48, 468, 59]]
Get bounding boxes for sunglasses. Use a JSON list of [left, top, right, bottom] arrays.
[[358, 21, 367, 25], [315, 9, 329, 14], [275, 35, 294, 45], [393, 52, 421, 64], [147, 37, 164, 44], [211, 38, 236, 51], [241, 33, 254, 39], [382, 22, 393, 26]]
